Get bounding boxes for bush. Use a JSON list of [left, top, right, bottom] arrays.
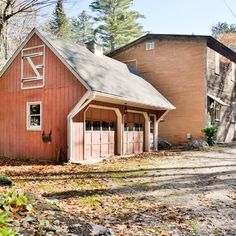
[[202, 125, 219, 146], [0, 176, 12, 186]]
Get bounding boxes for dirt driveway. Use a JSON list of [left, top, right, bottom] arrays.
[[0, 146, 236, 235]]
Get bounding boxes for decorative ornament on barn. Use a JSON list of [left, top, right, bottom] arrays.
[[42, 130, 52, 143], [21, 45, 45, 90]]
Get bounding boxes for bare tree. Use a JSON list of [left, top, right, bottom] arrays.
[[0, 0, 58, 36]]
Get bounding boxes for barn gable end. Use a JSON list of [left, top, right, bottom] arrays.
[[0, 32, 87, 160]]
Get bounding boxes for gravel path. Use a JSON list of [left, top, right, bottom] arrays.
[[145, 147, 236, 235]]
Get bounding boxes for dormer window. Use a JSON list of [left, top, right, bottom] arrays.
[[146, 41, 155, 50]]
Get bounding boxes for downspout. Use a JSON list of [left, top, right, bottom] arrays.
[[67, 91, 95, 162]]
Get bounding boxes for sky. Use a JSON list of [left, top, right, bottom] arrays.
[[62, 0, 236, 35]]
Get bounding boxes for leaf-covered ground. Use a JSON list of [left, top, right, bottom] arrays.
[[0, 147, 236, 235]]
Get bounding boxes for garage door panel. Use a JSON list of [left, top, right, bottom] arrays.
[[86, 145, 92, 160], [92, 144, 100, 158], [109, 131, 115, 143], [101, 144, 109, 157], [127, 142, 133, 154], [124, 113, 144, 155], [134, 142, 140, 153], [133, 132, 139, 142], [109, 144, 115, 155], [85, 107, 117, 160], [101, 132, 109, 143], [92, 132, 101, 144], [128, 132, 134, 142], [85, 132, 92, 144]]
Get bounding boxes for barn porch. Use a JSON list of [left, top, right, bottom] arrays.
[[68, 95, 168, 163]]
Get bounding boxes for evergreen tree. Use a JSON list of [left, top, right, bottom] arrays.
[[90, 0, 144, 50], [49, 0, 71, 40], [71, 11, 95, 45]]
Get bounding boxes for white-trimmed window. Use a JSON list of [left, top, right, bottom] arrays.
[[215, 52, 220, 75], [232, 62, 235, 82], [232, 102, 236, 123], [27, 102, 42, 131], [146, 41, 155, 50]]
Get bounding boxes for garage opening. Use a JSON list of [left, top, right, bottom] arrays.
[[123, 112, 145, 154], [85, 107, 117, 160]]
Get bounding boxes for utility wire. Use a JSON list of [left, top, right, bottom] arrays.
[[223, 0, 236, 19]]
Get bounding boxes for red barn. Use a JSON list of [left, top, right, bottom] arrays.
[[0, 29, 174, 163]]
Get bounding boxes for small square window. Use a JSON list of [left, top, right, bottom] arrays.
[[93, 121, 101, 131], [27, 102, 42, 131], [110, 122, 116, 131], [102, 121, 109, 131], [146, 41, 155, 50], [86, 121, 92, 131]]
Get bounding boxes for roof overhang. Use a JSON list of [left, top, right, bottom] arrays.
[[108, 33, 236, 64], [93, 91, 176, 111], [207, 93, 229, 106]]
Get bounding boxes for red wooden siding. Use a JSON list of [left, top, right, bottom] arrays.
[[0, 34, 87, 161]]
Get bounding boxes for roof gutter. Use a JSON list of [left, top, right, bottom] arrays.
[[67, 91, 96, 162], [93, 91, 176, 110]]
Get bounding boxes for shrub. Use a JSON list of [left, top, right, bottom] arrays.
[[0, 190, 31, 236], [202, 125, 219, 146], [0, 176, 12, 186], [0, 190, 29, 212]]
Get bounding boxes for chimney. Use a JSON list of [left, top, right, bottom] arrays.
[[85, 40, 103, 56]]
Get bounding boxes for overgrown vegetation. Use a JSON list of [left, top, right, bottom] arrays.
[[202, 125, 219, 146], [0, 190, 30, 235]]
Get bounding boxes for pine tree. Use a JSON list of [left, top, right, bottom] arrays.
[[71, 11, 95, 45], [49, 0, 71, 40], [90, 0, 144, 51]]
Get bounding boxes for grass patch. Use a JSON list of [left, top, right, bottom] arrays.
[[77, 196, 102, 207], [0, 175, 12, 186], [130, 182, 152, 191], [111, 170, 147, 179]]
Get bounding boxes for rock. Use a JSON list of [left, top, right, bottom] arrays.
[[158, 138, 172, 150], [183, 140, 209, 150], [192, 140, 209, 148], [90, 223, 114, 236]]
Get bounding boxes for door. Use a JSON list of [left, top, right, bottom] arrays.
[[123, 112, 144, 155], [85, 107, 116, 160]]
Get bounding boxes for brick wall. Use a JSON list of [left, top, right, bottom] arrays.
[[113, 38, 207, 144]]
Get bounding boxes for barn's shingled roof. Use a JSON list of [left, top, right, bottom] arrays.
[[0, 29, 175, 110]]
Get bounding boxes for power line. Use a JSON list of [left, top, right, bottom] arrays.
[[223, 0, 236, 19]]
